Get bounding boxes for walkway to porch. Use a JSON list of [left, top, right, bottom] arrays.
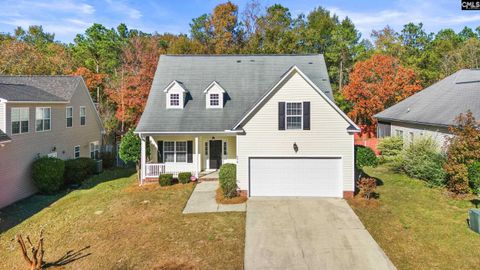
[[199, 170, 219, 181], [183, 181, 246, 214]]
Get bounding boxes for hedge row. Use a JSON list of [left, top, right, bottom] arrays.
[[32, 156, 98, 194]]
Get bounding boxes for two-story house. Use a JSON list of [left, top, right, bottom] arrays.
[[0, 76, 104, 208], [136, 55, 360, 198]]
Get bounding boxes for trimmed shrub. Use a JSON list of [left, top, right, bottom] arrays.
[[355, 146, 378, 169], [378, 136, 403, 161], [64, 158, 96, 185], [219, 163, 237, 198], [178, 172, 192, 184], [32, 157, 65, 194], [402, 137, 446, 186], [468, 161, 480, 194], [356, 177, 376, 199], [159, 174, 173, 186], [101, 151, 115, 169]]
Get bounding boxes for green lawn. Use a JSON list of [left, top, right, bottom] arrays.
[[348, 165, 480, 270], [0, 169, 245, 269]]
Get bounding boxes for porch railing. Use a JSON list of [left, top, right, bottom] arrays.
[[145, 163, 165, 178]]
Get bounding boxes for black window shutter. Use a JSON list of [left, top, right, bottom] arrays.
[[187, 141, 193, 163], [278, 102, 285, 130], [303, 102, 310, 130], [157, 141, 163, 163]]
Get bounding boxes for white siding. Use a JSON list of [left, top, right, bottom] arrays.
[[0, 102, 5, 131], [390, 121, 451, 150], [236, 72, 355, 193]]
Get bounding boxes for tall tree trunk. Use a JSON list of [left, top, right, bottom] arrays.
[[339, 60, 343, 93]]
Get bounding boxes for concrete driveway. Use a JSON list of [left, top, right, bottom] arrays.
[[244, 197, 396, 270]]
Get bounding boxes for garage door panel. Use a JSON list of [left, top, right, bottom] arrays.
[[250, 157, 342, 197]]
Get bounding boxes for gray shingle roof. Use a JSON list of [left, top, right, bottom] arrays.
[[136, 54, 333, 132], [0, 75, 81, 101], [0, 83, 66, 102], [375, 69, 480, 127], [0, 129, 10, 143]]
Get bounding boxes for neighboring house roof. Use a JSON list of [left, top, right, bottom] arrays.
[[0, 83, 67, 102], [375, 69, 480, 127], [0, 75, 81, 101], [136, 54, 335, 133], [0, 129, 11, 143]]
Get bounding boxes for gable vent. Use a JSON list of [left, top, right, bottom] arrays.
[[308, 62, 313, 64], [250, 59, 255, 62], [236, 60, 241, 63]]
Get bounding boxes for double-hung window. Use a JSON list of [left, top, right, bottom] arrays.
[[66, 107, 73, 128], [35, 107, 51, 132], [210, 94, 219, 107], [285, 102, 302, 130], [90, 141, 100, 159], [163, 141, 187, 163], [80, 106, 86, 126], [74, 145, 80, 158], [170, 94, 180, 107], [11, 107, 29, 134], [396, 130, 403, 137]]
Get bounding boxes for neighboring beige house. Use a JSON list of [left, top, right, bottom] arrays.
[[136, 55, 360, 198], [375, 69, 480, 148], [0, 76, 104, 208]]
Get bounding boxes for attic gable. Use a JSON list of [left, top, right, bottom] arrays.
[[163, 80, 188, 93]]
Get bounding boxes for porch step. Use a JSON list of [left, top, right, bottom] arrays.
[[144, 177, 158, 183]]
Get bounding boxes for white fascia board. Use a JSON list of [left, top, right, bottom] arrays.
[[203, 81, 226, 94], [163, 80, 187, 93]]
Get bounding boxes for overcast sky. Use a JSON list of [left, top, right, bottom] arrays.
[[0, 0, 479, 43]]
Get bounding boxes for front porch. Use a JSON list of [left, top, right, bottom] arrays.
[[139, 133, 237, 184]]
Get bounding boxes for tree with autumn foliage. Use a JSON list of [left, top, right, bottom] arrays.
[[343, 54, 422, 135], [72, 67, 106, 96], [106, 36, 160, 131], [444, 111, 480, 194]]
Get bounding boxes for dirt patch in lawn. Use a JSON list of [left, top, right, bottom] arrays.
[[216, 188, 248, 205], [0, 169, 245, 270]]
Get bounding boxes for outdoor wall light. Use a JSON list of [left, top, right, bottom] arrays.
[[52, 146, 56, 152], [293, 142, 298, 153]]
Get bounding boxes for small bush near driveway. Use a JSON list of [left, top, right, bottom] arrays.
[[178, 172, 192, 184], [216, 188, 247, 204], [219, 164, 237, 198], [32, 157, 65, 194], [356, 177, 377, 199], [64, 157, 96, 185], [355, 146, 378, 169], [159, 174, 173, 186]]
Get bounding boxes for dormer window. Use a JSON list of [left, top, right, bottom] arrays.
[[204, 81, 226, 109], [164, 80, 188, 109], [170, 93, 180, 107], [209, 94, 220, 107]]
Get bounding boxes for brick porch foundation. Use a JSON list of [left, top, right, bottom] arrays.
[[343, 191, 354, 198]]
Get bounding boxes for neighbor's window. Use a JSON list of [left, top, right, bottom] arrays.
[[66, 107, 73, 128], [35, 107, 51, 132], [80, 106, 86, 126], [89, 141, 100, 159], [409, 132, 414, 143], [74, 145, 80, 159], [170, 93, 180, 106], [395, 130, 403, 137], [210, 93, 220, 107], [163, 141, 187, 163], [11, 107, 29, 134], [286, 102, 302, 130]]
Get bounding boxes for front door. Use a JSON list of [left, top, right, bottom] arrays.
[[209, 140, 222, 169]]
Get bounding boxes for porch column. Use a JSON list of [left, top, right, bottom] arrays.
[[140, 134, 146, 185], [195, 137, 199, 178]]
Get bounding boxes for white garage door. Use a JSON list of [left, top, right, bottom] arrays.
[[249, 157, 342, 197]]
